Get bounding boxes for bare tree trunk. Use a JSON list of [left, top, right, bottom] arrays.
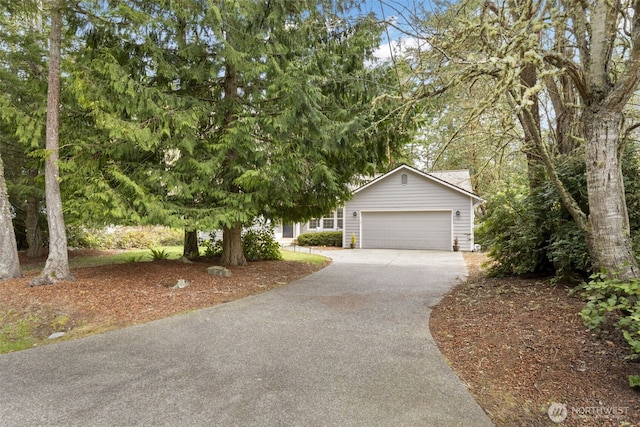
[[25, 170, 45, 257], [584, 109, 638, 280], [221, 222, 246, 266], [0, 153, 22, 280], [31, 0, 73, 286], [183, 228, 199, 258]]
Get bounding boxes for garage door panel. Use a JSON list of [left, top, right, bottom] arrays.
[[362, 211, 451, 250]]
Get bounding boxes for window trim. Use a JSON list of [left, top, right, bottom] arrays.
[[308, 209, 344, 231]]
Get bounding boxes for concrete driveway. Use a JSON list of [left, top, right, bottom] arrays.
[[0, 249, 492, 426]]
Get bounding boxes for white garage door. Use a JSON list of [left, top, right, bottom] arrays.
[[361, 211, 452, 250]]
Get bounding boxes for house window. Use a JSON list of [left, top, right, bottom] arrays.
[[401, 173, 408, 185], [323, 211, 334, 229], [309, 210, 344, 230]]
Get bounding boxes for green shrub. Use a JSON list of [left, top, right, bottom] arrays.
[[67, 226, 183, 250], [475, 184, 549, 276], [242, 225, 282, 261], [296, 231, 343, 247], [478, 151, 640, 280], [117, 229, 156, 249], [476, 158, 592, 279], [156, 228, 183, 246], [67, 226, 115, 249], [575, 272, 640, 387], [201, 233, 223, 258]]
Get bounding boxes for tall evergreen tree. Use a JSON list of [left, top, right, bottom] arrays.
[[0, 0, 49, 258], [31, 0, 73, 285], [70, 0, 394, 265]]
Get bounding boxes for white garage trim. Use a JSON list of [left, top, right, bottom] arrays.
[[359, 210, 452, 250]]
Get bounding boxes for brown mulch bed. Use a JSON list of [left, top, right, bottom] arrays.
[[430, 252, 640, 426], [3, 251, 327, 342]]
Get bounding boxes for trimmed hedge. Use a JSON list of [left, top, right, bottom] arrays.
[[296, 231, 343, 247]]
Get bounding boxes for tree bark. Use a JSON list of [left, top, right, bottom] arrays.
[[31, 0, 73, 286], [25, 170, 45, 257], [517, 63, 544, 190], [183, 228, 199, 258], [218, 53, 246, 267], [0, 153, 22, 280], [221, 222, 246, 266], [584, 108, 638, 279]]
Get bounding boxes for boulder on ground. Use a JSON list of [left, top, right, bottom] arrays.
[[172, 279, 190, 289], [207, 266, 232, 278]]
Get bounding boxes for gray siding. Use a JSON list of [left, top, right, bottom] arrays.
[[344, 168, 474, 250]]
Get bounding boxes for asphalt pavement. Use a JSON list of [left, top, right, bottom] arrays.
[[0, 249, 493, 426]]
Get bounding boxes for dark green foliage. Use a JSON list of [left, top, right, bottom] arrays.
[[60, 0, 399, 235], [296, 231, 343, 247], [201, 235, 223, 258], [575, 271, 640, 386], [546, 221, 591, 280], [242, 225, 282, 262], [475, 184, 547, 276], [476, 157, 590, 278], [478, 150, 640, 280]]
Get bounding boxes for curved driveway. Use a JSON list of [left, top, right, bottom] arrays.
[[0, 249, 492, 426]]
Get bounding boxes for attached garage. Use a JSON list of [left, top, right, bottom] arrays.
[[361, 211, 451, 250], [343, 164, 484, 251]]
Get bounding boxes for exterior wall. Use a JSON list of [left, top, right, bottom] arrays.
[[297, 212, 343, 235], [344, 168, 474, 250]]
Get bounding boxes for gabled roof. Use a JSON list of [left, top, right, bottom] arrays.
[[429, 170, 473, 192], [352, 164, 485, 205]]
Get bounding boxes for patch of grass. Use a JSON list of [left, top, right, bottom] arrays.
[[0, 311, 39, 353], [51, 314, 70, 331], [69, 246, 183, 268], [124, 254, 147, 263], [280, 250, 326, 265]]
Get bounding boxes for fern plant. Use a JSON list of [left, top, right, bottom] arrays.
[[149, 248, 169, 260]]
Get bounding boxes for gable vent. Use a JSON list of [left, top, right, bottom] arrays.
[[401, 173, 408, 185]]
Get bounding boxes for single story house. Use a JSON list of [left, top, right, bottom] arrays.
[[276, 164, 484, 251]]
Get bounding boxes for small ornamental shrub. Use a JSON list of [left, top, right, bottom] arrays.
[[296, 231, 343, 247], [575, 271, 640, 387], [117, 229, 154, 249], [200, 234, 223, 258], [242, 225, 282, 261]]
